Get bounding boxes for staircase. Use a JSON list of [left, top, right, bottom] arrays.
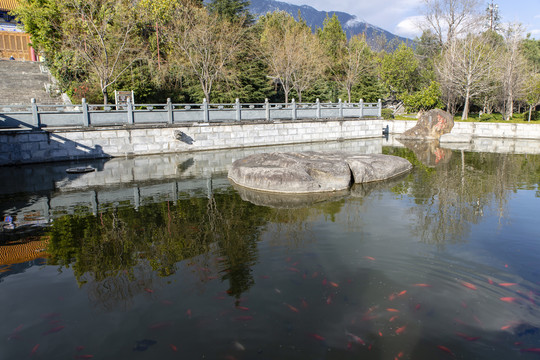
[[0, 60, 64, 105]]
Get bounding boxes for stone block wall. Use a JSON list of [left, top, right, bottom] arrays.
[[0, 119, 383, 165]]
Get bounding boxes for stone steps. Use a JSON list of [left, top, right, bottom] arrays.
[[0, 60, 64, 105]]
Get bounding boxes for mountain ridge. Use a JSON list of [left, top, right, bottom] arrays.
[[248, 0, 411, 48]]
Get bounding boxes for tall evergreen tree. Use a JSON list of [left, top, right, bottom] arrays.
[[206, 0, 252, 23]]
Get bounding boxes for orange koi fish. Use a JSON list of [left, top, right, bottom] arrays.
[[236, 306, 249, 311], [395, 351, 404, 359], [389, 315, 399, 322], [285, 303, 299, 313], [501, 324, 512, 330], [30, 344, 39, 356], [412, 283, 431, 287], [169, 344, 178, 352], [386, 308, 399, 313], [415, 303, 421, 311], [500, 297, 519, 303], [437, 345, 454, 356], [186, 309, 192, 318], [488, 278, 494, 285], [378, 331, 383, 337], [461, 281, 477, 290], [389, 293, 397, 301], [330, 282, 339, 288], [395, 326, 406, 335], [398, 290, 407, 297], [326, 295, 333, 305], [364, 256, 376, 261], [456, 332, 479, 341], [144, 288, 154, 294], [498, 283, 517, 287]]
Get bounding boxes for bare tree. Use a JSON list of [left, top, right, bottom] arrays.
[[164, 4, 247, 102], [499, 24, 528, 120], [259, 11, 307, 103], [290, 28, 326, 102], [339, 34, 374, 103], [62, 0, 144, 104], [438, 34, 500, 119], [419, 0, 483, 46]]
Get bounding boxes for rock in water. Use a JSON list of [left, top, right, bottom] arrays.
[[228, 151, 412, 194], [399, 109, 454, 140]]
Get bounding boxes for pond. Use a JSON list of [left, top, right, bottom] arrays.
[[1, 138, 540, 360]]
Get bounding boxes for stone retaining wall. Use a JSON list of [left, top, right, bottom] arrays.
[[0, 119, 382, 165]]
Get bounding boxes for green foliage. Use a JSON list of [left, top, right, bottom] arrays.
[[379, 43, 420, 96], [316, 14, 346, 64], [206, 0, 253, 23], [381, 108, 393, 119], [402, 81, 443, 112], [525, 110, 539, 121]]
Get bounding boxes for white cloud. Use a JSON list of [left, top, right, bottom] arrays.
[[394, 16, 424, 38]]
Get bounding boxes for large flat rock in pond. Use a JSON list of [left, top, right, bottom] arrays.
[[228, 151, 412, 194]]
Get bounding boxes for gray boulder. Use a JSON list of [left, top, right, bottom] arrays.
[[399, 109, 454, 139], [228, 151, 412, 194]]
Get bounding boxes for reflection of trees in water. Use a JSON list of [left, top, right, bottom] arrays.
[[47, 188, 271, 308], [384, 147, 540, 247]]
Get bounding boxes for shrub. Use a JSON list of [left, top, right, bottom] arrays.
[[381, 108, 394, 119], [524, 110, 539, 121]]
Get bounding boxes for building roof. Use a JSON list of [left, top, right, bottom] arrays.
[[0, 0, 19, 12]]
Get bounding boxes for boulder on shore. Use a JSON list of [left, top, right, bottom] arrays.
[[228, 151, 412, 194], [399, 109, 454, 140]]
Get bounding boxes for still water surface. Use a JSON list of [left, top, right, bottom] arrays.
[[1, 139, 540, 360]]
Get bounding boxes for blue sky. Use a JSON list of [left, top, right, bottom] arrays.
[[284, 0, 540, 39]]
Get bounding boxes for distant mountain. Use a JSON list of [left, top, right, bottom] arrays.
[[248, 0, 411, 49]]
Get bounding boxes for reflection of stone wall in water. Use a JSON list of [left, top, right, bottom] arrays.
[[398, 139, 453, 167], [399, 109, 454, 140]]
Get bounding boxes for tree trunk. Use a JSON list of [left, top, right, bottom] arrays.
[[347, 86, 352, 103], [156, 21, 161, 70], [461, 90, 470, 120], [102, 88, 108, 105], [529, 105, 533, 122]]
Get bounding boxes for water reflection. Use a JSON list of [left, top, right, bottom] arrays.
[[397, 139, 452, 167], [1, 139, 540, 360]]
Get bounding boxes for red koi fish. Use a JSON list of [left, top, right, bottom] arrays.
[[186, 309, 192, 318], [412, 283, 431, 287], [395, 326, 406, 335], [415, 303, 421, 311], [397, 290, 407, 297], [498, 283, 517, 287], [386, 308, 399, 313], [310, 333, 325, 341], [30, 344, 39, 356], [236, 306, 249, 311], [389, 315, 399, 322], [301, 299, 308, 308], [500, 297, 519, 303], [285, 303, 299, 313], [76, 346, 84, 352], [461, 281, 477, 290], [395, 351, 404, 359], [43, 326, 65, 335], [456, 332, 480, 341], [488, 278, 494, 285], [260, 275, 270, 279], [437, 345, 454, 356], [364, 256, 376, 261], [322, 278, 328, 286], [329, 282, 339, 288], [378, 331, 383, 337], [169, 344, 178, 352], [144, 288, 154, 294], [288, 267, 300, 273], [162, 300, 173, 305]]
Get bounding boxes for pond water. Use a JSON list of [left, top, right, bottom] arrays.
[[1, 138, 540, 360]]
